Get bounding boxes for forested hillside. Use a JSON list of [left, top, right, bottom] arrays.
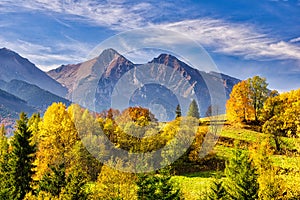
[[0, 76, 299, 199]]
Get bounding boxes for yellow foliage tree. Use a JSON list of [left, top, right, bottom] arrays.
[[262, 88, 300, 138], [34, 103, 78, 180], [92, 159, 137, 200], [226, 80, 255, 123]]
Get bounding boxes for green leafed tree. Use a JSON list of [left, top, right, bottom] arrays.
[[224, 145, 259, 200], [137, 169, 181, 200], [8, 112, 36, 200], [187, 99, 200, 118]]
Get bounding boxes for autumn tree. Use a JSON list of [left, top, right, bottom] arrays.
[[249, 137, 285, 199], [226, 76, 269, 123], [117, 106, 156, 126], [38, 163, 66, 197], [92, 159, 137, 200], [187, 99, 200, 118], [226, 80, 254, 123], [262, 88, 300, 153], [8, 112, 36, 200], [34, 103, 78, 180], [247, 76, 269, 122]]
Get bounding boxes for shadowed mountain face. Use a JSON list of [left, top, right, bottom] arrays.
[[0, 79, 71, 111], [48, 49, 240, 118], [0, 88, 37, 132], [0, 48, 67, 97], [0, 88, 36, 117], [129, 83, 180, 121]]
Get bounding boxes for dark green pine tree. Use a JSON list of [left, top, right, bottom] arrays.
[[38, 163, 66, 197], [137, 170, 181, 200], [62, 167, 89, 200], [187, 99, 200, 118], [8, 112, 36, 200], [224, 146, 259, 200], [0, 124, 11, 199], [175, 104, 182, 118], [208, 179, 227, 200]]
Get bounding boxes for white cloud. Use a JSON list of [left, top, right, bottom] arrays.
[[153, 19, 300, 61], [290, 37, 300, 43], [0, 36, 92, 71], [1, 0, 300, 69], [0, 0, 151, 30]]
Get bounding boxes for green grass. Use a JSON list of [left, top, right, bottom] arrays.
[[219, 126, 265, 143], [171, 175, 213, 199], [213, 145, 236, 160], [172, 125, 300, 199], [171, 171, 224, 199]]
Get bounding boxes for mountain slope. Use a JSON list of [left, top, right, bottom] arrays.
[[0, 48, 67, 97], [0, 88, 36, 118], [0, 79, 71, 111]]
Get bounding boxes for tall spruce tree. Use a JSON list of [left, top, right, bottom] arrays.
[[38, 163, 66, 197], [8, 112, 35, 199], [187, 99, 200, 118], [137, 170, 180, 200], [224, 145, 258, 200], [208, 179, 227, 200], [0, 124, 10, 199], [175, 104, 182, 118]]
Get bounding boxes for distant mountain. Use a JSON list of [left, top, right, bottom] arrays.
[[0, 79, 71, 111], [48, 49, 240, 119], [0, 88, 36, 116], [0, 48, 67, 97], [0, 88, 36, 131]]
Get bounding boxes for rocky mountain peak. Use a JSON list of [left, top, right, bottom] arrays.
[[150, 53, 179, 65]]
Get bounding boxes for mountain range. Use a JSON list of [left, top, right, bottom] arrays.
[[0, 47, 240, 128]]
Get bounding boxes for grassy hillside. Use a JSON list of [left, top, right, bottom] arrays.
[[170, 125, 300, 199]]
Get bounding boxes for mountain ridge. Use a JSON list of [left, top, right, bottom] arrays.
[[48, 49, 240, 118], [0, 47, 67, 97]]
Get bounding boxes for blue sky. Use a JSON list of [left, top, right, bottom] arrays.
[[0, 0, 299, 92]]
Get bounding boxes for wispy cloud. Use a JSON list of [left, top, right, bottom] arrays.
[[0, 36, 92, 71], [1, 0, 300, 69], [0, 0, 152, 30], [153, 19, 300, 61]]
